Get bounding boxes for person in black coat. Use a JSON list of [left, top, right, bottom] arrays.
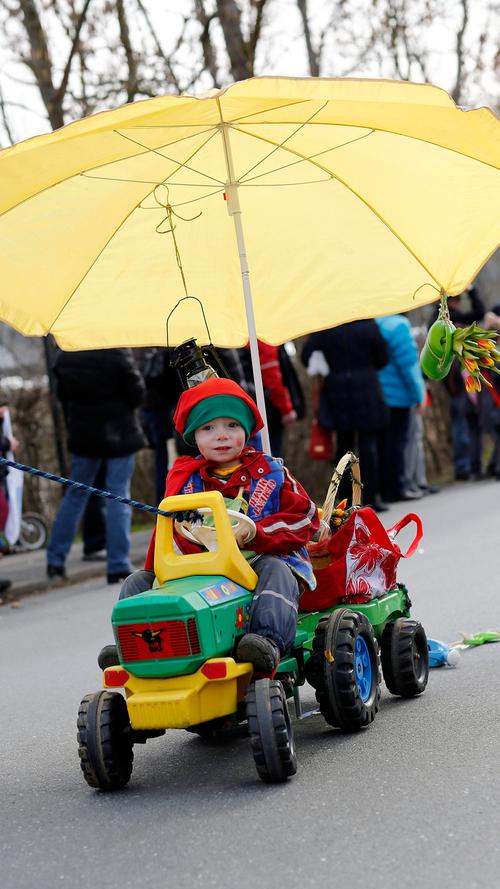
[[138, 348, 181, 505], [301, 320, 389, 509], [46, 349, 146, 583]]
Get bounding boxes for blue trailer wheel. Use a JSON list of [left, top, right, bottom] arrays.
[[354, 635, 373, 702], [309, 609, 381, 731]]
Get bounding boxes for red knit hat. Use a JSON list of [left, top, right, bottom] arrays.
[[173, 378, 264, 442]]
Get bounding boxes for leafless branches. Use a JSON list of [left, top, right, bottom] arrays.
[[0, 0, 497, 146]]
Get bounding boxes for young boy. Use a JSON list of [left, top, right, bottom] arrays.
[[106, 378, 319, 676]]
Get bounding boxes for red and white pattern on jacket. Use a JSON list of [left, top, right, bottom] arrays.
[[144, 449, 319, 585]]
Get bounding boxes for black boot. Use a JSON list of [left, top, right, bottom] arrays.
[[98, 644, 119, 670], [236, 633, 280, 675]]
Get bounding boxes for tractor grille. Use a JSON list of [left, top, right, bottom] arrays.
[[117, 618, 201, 662]]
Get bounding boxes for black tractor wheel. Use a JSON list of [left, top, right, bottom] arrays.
[[381, 618, 429, 697], [77, 691, 134, 790], [308, 609, 381, 731], [245, 679, 297, 783]]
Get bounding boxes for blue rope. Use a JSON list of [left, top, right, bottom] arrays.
[[0, 457, 202, 522]]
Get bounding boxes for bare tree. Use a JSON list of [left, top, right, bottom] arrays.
[[0, 0, 497, 146], [0, 0, 191, 144], [296, 0, 321, 76], [15, 0, 92, 129]]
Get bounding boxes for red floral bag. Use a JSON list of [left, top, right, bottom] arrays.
[[302, 454, 423, 611]]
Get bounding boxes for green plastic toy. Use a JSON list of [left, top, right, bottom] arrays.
[[420, 316, 456, 380], [77, 488, 429, 790], [420, 293, 500, 389]]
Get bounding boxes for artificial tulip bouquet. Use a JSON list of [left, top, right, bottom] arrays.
[[421, 295, 500, 392]]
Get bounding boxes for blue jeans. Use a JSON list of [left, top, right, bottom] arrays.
[[47, 454, 135, 574]]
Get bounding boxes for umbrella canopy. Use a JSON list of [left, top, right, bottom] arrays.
[[1, 76, 499, 351]]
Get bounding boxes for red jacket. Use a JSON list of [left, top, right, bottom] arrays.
[[251, 342, 294, 418], [144, 448, 319, 570]]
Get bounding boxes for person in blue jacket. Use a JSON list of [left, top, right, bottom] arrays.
[[376, 314, 426, 502]]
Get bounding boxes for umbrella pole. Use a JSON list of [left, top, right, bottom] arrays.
[[226, 188, 271, 454], [221, 132, 271, 454]]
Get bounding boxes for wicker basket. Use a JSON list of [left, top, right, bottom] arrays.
[[308, 451, 362, 568]]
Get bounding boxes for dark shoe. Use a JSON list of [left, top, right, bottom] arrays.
[[82, 550, 106, 562], [107, 571, 131, 584], [455, 471, 471, 481], [419, 484, 440, 495], [47, 564, 66, 579], [236, 633, 280, 675], [0, 578, 12, 594], [98, 644, 119, 670], [372, 500, 389, 513]]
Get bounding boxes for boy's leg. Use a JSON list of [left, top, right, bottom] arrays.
[[237, 556, 300, 674], [118, 569, 155, 599]]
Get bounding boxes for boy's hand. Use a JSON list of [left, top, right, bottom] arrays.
[[234, 526, 252, 548]]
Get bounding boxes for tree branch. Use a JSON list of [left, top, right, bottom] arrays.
[[18, 0, 62, 128], [0, 82, 15, 144], [55, 0, 93, 105], [215, 0, 249, 81], [296, 0, 320, 76], [134, 0, 182, 93], [116, 0, 138, 102], [452, 0, 469, 103]]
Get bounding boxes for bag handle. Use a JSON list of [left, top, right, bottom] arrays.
[[386, 513, 423, 558], [319, 452, 362, 541]]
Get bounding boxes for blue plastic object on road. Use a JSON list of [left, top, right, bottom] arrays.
[[427, 638, 460, 668]]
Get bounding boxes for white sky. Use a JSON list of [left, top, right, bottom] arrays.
[[0, 0, 498, 145]]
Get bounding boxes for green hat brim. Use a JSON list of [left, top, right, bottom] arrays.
[[183, 395, 255, 447]]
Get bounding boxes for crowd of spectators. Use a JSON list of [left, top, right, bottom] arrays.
[[2, 283, 499, 591]]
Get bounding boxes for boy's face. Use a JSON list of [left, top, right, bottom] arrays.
[[194, 417, 246, 466]]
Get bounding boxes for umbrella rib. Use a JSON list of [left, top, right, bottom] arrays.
[[48, 178, 225, 333], [112, 129, 225, 185], [0, 129, 223, 224], [74, 125, 218, 179], [46, 192, 153, 331], [82, 173, 223, 189], [236, 101, 329, 183], [232, 123, 445, 290], [229, 119, 499, 172], [47, 128, 227, 331], [222, 97, 311, 124], [139, 188, 224, 210], [236, 129, 376, 184]]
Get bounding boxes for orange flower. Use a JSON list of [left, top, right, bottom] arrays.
[[477, 339, 495, 351], [465, 375, 475, 392], [475, 378, 482, 392], [464, 358, 478, 372], [480, 356, 495, 366]]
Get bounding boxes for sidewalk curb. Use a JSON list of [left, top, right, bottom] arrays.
[[0, 528, 152, 607], [0, 564, 112, 604]]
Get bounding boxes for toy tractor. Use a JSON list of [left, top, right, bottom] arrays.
[[77, 486, 429, 790]]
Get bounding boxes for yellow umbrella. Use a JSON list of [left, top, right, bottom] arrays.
[[1, 76, 499, 448]]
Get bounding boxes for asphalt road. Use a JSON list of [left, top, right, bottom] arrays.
[[1, 479, 500, 889]]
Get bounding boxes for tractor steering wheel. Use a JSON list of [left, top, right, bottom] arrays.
[[175, 508, 256, 552]]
